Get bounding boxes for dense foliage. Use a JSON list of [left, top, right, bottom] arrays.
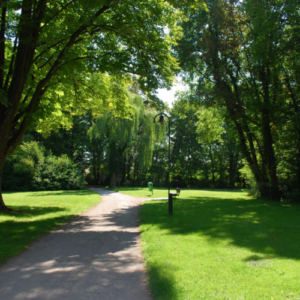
[[2, 141, 85, 191], [87, 92, 166, 187], [1, 0, 299, 204], [175, 0, 300, 199], [0, 0, 201, 210]]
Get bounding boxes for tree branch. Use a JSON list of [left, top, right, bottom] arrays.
[[39, 0, 77, 32], [6, 86, 48, 156], [7, 4, 112, 143], [4, 37, 17, 91], [33, 38, 68, 63], [0, 5, 6, 89]]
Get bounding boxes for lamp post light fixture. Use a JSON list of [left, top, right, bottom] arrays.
[[153, 112, 172, 215]]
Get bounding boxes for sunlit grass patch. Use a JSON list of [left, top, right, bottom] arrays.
[[0, 190, 101, 264], [137, 190, 300, 300], [110, 186, 249, 199]]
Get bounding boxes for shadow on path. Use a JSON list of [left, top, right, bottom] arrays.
[[0, 189, 154, 300]]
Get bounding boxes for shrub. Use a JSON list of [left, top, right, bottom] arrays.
[[2, 142, 85, 191], [282, 189, 300, 203], [13, 141, 45, 177], [33, 154, 85, 190], [239, 160, 260, 196]]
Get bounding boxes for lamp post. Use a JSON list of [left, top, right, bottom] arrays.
[[153, 112, 172, 215]]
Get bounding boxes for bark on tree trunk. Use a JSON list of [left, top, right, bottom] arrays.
[[262, 110, 280, 199], [93, 162, 97, 185], [126, 155, 132, 181], [121, 155, 126, 185], [209, 145, 215, 187], [109, 172, 116, 189], [0, 157, 11, 212], [297, 136, 300, 188], [0, 186, 10, 212], [229, 152, 235, 189], [0, 195, 9, 212], [261, 69, 280, 200]]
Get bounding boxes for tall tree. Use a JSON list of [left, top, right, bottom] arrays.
[[170, 94, 205, 187], [171, 91, 241, 188], [88, 92, 164, 188], [0, 0, 200, 211], [176, 0, 300, 199]]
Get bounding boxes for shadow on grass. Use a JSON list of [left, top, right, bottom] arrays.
[[2, 190, 94, 196], [140, 196, 300, 261], [0, 205, 67, 218], [0, 214, 152, 299], [147, 263, 178, 300], [27, 190, 95, 197], [0, 214, 73, 264], [0, 196, 159, 299]]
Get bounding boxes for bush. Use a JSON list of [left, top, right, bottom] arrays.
[[33, 155, 85, 190], [282, 189, 300, 203], [239, 160, 259, 196], [2, 141, 85, 191], [13, 141, 44, 177], [2, 157, 32, 191]]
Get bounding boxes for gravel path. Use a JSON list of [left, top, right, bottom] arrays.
[[0, 188, 152, 300]]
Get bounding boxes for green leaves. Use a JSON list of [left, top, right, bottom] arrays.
[[12, 141, 45, 177], [175, 0, 300, 195], [88, 90, 165, 174], [196, 108, 225, 145]]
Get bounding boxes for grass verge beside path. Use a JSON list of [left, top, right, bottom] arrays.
[[0, 189, 101, 265], [109, 186, 173, 198], [115, 188, 300, 299]]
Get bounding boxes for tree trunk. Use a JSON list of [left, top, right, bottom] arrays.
[[286, 76, 300, 187], [121, 155, 126, 185], [260, 70, 280, 200], [204, 164, 209, 185], [0, 157, 11, 212], [296, 137, 300, 188], [261, 112, 279, 199], [0, 187, 10, 212], [209, 145, 215, 187], [126, 155, 132, 181], [109, 172, 116, 188], [93, 161, 97, 185], [228, 152, 234, 189]]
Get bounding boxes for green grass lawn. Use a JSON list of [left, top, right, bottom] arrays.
[[109, 186, 174, 198], [0, 189, 101, 265], [116, 188, 300, 300]]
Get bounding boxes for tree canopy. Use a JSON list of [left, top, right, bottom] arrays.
[[0, 0, 200, 211], [176, 0, 300, 199], [88, 92, 165, 187], [2, 0, 300, 209]]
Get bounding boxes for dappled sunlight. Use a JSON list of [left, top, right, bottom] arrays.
[[0, 190, 102, 265], [0, 205, 68, 218], [28, 190, 94, 197], [1, 231, 145, 299], [140, 194, 300, 261], [140, 191, 300, 299], [0, 191, 149, 300]]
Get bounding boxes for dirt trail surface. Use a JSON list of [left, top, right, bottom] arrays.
[[0, 188, 152, 300]]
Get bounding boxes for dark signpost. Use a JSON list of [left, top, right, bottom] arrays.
[[153, 112, 173, 215]]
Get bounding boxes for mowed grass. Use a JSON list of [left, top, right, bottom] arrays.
[[109, 186, 170, 198], [117, 188, 300, 299], [0, 190, 101, 264]]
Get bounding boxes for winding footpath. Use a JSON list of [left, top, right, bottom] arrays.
[[0, 188, 152, 300]]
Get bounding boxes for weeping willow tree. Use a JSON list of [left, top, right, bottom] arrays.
[[88, 92, 165, 187]]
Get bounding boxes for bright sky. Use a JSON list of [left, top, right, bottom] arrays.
[[156, 79, 188, 108]]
